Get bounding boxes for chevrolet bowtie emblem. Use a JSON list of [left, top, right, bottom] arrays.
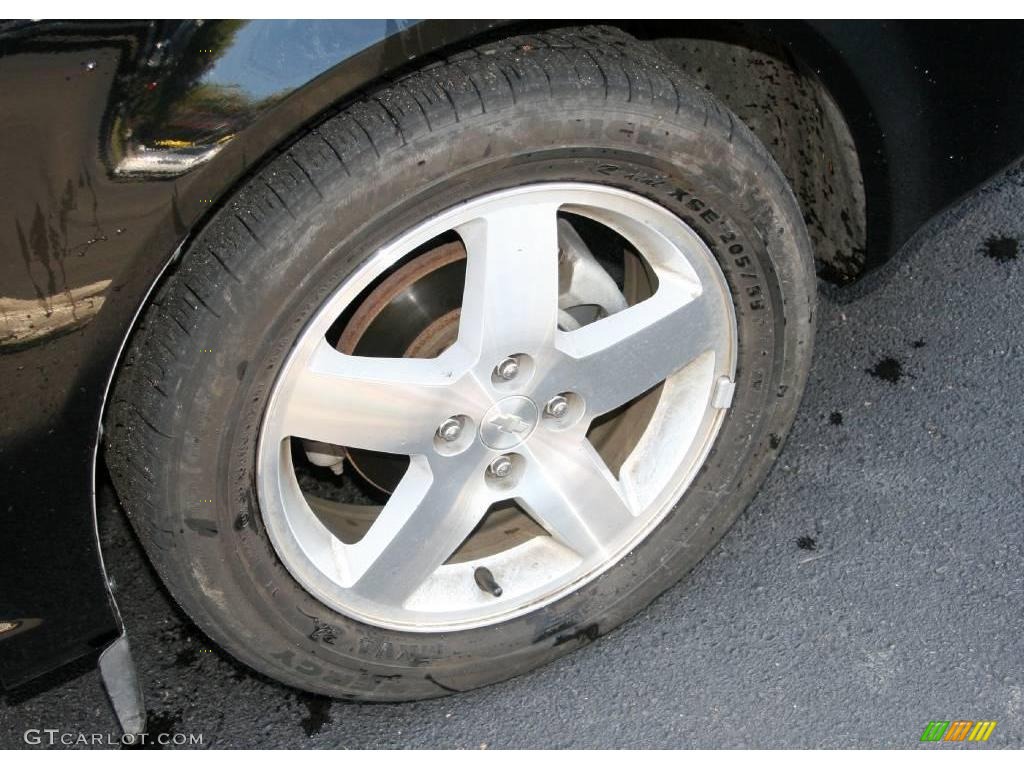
[[489, 413, 531, 435]]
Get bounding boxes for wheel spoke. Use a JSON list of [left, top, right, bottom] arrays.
[[348, 455, 486, 605], [557, 283, 726, 416], [456, 201, 561, 358], [518, 435, 635, 559], [276, 337, 463, 453]]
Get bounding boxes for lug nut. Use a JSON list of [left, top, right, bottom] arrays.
[[494, 356, 519, 381], [544, 394, 570, 419], [488, 455, 513, 478], [437, 417, 462, 442]]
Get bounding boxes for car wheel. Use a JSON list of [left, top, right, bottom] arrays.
[[106, 25, 815, 699]]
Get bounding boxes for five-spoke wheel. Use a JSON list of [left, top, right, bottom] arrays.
[[258, 184, 738, 630]]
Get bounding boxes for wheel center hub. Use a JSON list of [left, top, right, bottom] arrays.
[[479, 395, 539, 450]]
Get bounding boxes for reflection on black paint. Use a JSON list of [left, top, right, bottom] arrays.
[[108, 20, 416, 176]]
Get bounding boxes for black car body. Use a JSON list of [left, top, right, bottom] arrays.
[[2, 18, 1023, 694]]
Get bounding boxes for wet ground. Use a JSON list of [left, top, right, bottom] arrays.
[[3, 162, 1024, 749]]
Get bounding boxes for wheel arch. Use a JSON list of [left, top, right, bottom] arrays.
[[112, 21, 883, 346]]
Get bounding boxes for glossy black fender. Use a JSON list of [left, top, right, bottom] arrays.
[[1, 19, 1023, 689], [0, 18, 499, 688]]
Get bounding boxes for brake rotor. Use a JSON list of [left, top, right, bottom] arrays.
[[338, 239, 467, 493]]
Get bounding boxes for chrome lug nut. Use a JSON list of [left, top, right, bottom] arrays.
[[437, 417, 462, 442], [488, 455, 513, 478], [544, 394, 570, 419], [495, 356, 519, 381]]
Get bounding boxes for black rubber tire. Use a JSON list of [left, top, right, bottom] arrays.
[[105, 25, 815, 700]]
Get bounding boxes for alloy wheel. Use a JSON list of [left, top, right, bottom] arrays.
[[257, 183, 738, 631]]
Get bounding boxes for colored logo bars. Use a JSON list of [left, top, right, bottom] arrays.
[[920, 720, 997, 742]]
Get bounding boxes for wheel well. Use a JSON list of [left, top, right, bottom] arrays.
[[456, 21, 870, 283], [647, 34, 867, 284]]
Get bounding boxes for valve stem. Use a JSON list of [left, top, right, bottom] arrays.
[[474, 566, 503, 597]]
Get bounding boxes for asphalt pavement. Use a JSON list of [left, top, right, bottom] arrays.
[[3, 160, 1023, 749]]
